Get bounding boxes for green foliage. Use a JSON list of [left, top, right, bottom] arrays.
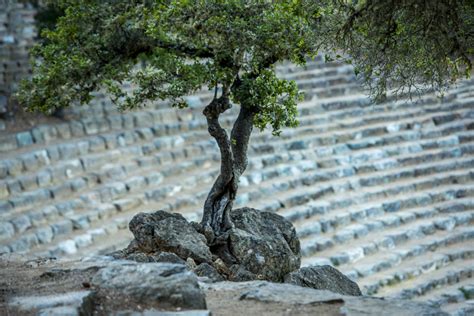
[[19, 0, 320, 135], [315, 0, 474, 100]]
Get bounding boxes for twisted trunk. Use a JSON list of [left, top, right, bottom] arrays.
[[200, 90, 255, 242]]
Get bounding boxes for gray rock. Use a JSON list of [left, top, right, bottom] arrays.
[[9, 291, 92, 312], [341, 296, 449, 316], [92, 262, 207, 310], [0, 222, 15, 240], [111, 241, 186, 264], [239, 281, 343, 305], [194, 263, 225, 282], [37, 306, 80, 316], [11, 215, 31, 233], [284, 265, 362, 296], [227, 207, 301, 282], [129, 211, 212, 263], [16, 131, 34, 147]]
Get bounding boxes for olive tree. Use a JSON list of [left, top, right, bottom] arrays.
[[19, 0, 473, 242]]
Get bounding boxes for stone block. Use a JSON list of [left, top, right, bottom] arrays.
[[70, 178, 87, 192], [37, 170, 53, 187], [0, 180, 7, 198], [96, 204, 116, 219], [16, 131, 33, 147], [69, 120, 85, 137], [9, 233, 38, 252], [51, 220, 73, 236], [69, 214, 90, 230], [74, 234, 92, 248], [0, 222, 14, 240], [36, 226, 54, 244], [58, 143, 79, 159], [50, 183, 72, 199], [125, 176, 147, 192], [434, 217, 456, 231], [41, 205, 59, 220], [11, 214, 32, 233], [7, 159, 23, 176], [88, 136, 106, 152], [55, 122, 71, 139], [0, 134, 18, 151], [45, 146, 60, 161], [56, 240, 77, 255], [114, 198, 141, 212]]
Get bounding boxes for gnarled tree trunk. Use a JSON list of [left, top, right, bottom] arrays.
[[200, 88, 256, 242]]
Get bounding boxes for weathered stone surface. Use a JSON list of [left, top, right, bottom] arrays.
[[227, 207, 301, 282], [111, 240, 186, 264], [129, 211, 212, 263], [341, 296, 449, 316], [9, 291, 92, 312], [239, 281, 344, 305], [92, 262, 207, 309], [194, 263, 225, 282], [284, 265, 362, 296]]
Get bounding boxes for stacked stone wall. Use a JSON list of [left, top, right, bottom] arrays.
[[0, 0, 37, 120]]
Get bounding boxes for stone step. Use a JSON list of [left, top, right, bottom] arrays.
[[2, 90, 471, 194], [37, 167, 474, 258], [3, 105, 470, 217], [5, 95, 470, 184], [2, 121, 470, 252], [0, 59, 343, 153], [0, 160, 219, 252], [340, 228, 474, 283], [302, 209, 473, 268], [375, 258, 474, 300], [414, 278, 474, 311], [301, 198, 474, 267], [440, 301, 474, 316], [251, 160, 474, 221], [356, 227, 474, 295]]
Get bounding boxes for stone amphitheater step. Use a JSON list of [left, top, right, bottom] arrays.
[[1, 139, 472, 258], [375, 258, 473, 300], [29, 147, 473, 258], [1, 81, 470, 182], [297, 183, 474, 256], [351, 229, 474, 284], [3, 100, 470, 222], [3, 94, 471, 199], [2, 117, 470, 253]]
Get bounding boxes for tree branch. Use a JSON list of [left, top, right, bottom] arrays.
[[203, 88, 233, 181], [230, 104, 256, 175]]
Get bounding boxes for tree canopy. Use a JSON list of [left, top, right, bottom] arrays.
[[20, 0, 474, 116], [318, 0, 474, 100]]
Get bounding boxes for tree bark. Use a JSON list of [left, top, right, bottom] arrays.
[[200, 89, 256, 242]]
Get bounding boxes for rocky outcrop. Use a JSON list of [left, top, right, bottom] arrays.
[[226, 207, 301, 282], [92, 261, 207, 310], [284, 265, 362, 296], [113, 208, 302, 283], [126, 211, 212, 263]]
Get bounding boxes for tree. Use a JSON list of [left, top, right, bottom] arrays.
[[18, 0, 473, 243]]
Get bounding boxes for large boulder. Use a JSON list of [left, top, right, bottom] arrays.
[[284, 265, 362, 296], [227, 207, 301, 282], [92, 262, 207, 310], [128, 211, 212, 264]]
